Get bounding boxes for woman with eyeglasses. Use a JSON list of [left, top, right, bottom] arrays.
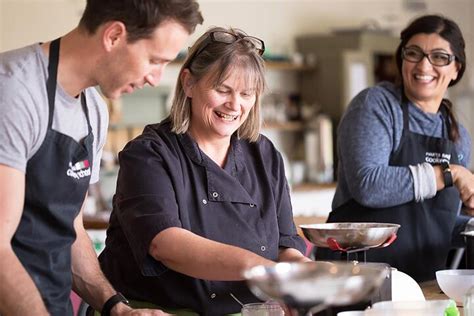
[[98, 26, 309, 315], [316, 14, 474, 282]]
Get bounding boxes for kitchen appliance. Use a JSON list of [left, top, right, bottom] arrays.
[[243, 261, 390, 316], [305, 114, 334, 184], [462, 231, 474, 269]]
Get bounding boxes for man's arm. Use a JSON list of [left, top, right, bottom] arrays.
[[71, 198, 170, 316], [0, 164, 49, 315], [71, 200, 133, 315]]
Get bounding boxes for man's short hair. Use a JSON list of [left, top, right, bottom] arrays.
[[79, 0, 203, 42]]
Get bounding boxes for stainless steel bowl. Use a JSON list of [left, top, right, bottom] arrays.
[[243, 261, 390, 309], [300, 223, 400, 250]]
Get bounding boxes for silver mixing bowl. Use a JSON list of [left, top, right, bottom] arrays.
[[300, 223, 400, 250], [243, 261, 390, 310]]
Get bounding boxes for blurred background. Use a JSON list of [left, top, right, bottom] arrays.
[[1, 0, 473, 219]]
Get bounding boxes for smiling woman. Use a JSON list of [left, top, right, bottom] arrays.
[[170, 27, 266, 143], [401, 33, 460, 113], [98, 26, 309, 316], [181, 67, 258, 159], [315, 14, 474, 283]]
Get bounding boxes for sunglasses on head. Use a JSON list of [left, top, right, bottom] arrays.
[[189, 30, 265, 64]]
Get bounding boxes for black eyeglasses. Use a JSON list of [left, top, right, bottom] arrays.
[[401, 46, 456, 67], [190, 31, 265, 62]]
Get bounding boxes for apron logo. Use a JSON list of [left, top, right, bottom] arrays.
[[425, 152, 451, 164], [66, 159, 91, 179]]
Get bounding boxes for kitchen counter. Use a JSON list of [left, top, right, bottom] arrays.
[[420, 280, 464, 315], [290, 182, 336, 217], [84, 209, 331, 231]]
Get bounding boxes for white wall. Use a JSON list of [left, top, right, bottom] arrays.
[[2, 0, 474, 168], [2, 0, 471, 52], [0, 0, 84, 51], [196, 0, 406, 55], [3, 1, 471, 83], [193, 1, 471, 62], [0, 1, 3, 52], [2, 0, 471, 88]]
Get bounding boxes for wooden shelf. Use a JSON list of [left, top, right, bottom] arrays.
[[170, 60, 315, 72], [262, 120, 304, 131], [265, 61, 315, 71]]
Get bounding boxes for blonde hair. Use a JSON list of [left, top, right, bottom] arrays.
[[169, 26, 266, 142]]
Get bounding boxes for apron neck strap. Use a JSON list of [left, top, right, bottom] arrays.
[[46, 38, 92, 132], [47, 38, 60, 129]]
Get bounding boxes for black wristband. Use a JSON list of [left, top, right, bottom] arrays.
[[102, 292, 130, 316], [441, 162, 453, 188]]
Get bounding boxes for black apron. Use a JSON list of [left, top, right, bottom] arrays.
[[11, 38, 93, 315], [317, 101, 460, 282]]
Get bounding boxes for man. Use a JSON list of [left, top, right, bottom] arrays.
[[0, 0, 203, 315]]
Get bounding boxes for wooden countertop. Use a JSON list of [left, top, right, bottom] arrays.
[[420, 280, 464, 315], [84, 213, 329, 231]]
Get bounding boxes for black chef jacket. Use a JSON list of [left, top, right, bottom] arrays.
[[99, 119, 306, 316]]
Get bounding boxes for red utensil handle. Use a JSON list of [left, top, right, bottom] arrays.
[[327, 237, 348, 252], [379, 233, 397, 248]]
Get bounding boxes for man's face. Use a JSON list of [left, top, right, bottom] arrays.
[[100, 20, 190, 100]]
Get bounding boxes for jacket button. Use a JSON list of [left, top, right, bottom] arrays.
[[202, 199, 208, 205], [212, 192, 219, 198], [210, 293, 216, 299], [261, 246, 266, 251], [250, 204, 255, 208]]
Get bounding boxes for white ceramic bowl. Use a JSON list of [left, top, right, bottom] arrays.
[[367, 300, 450, 316], [391, 269, 425, 301], [336, 311, 364, 316], [436, 269, 474, 303]]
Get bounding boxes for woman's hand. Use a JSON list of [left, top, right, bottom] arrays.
[[112, 305, 172, 316], [451, 164, 474, 208]]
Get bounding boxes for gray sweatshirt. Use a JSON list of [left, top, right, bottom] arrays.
[[332, 82, 471, 212]]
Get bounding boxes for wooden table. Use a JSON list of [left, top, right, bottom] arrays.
[[420, 280, 464, 315]]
